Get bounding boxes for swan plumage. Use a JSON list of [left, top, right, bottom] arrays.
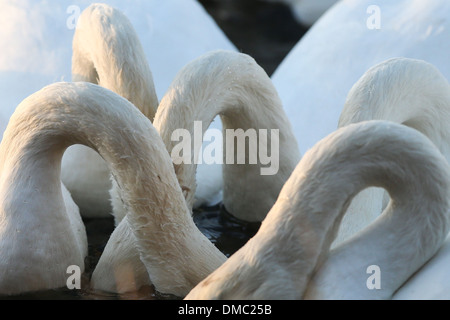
[[0, 0, 237, 212], [93, 49, 300, 294], [137, 50, 300, 222], [272, 0, 450, 155], [0, 83, 93, 295], [61, 3, 158, 218], [1, 81, 226, 297], [334, 57, 450, 245], [392, 235, 450, 299], [185, 120, 450, 299], [271, 0, 450, 243]]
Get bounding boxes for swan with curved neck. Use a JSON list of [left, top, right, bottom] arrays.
[[112, 50, 300, 223], [0, 81, 226, 297], [185, 120, 450, 299], [61, 3, 158, 218], [334, 57, 450, 246], [94, 50, 300, 294], [0, 83, 92, 295]]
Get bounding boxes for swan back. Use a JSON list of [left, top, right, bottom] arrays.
[[186, 120, 450, 299]]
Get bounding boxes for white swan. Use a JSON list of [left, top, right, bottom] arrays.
[[333, 57, 450, 245], [0, 81, 227, 297], [272, 0, 450, 156], [61, 3, 159, 218], [110, 50, 301, 223], [392, 235, 450, 299], [185, 120, 450, 299], [273, 1, 450, 245], [0, 83, 95, 295], [92, 49, 300, 294], [0, 0, 237, 211]]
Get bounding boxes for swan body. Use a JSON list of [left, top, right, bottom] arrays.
[[185, 121, 450, 299], [1, 81, 226, 298], [0, 83, 96, 295], [333, 57, 450, 246], [93, 50, 300, 294], [272, 0, 450, 156], [392, 234, 450, 299], [61, 3, 158, 218], [0, 0, 236, 209]]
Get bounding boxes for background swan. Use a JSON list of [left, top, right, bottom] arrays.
[[269, 0, 450, 245], [0, 0, 237, 212], [185, 121, 450, 299], [333, 57, 450, 246], [61, 3, 159, 218], [272, 0, 450, 156]]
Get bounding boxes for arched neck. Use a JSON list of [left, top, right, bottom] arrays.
[[0, 82, 225, 296], [222, 121, 449, 299], [154, 50, 301, 221], [272, 121, 450, 299], [71, 3, 158, 120], [339, 58, 450, 160]]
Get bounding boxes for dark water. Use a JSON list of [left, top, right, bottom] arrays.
[[198, 0, 308, 76], [1, 203, 258, 300], [1, 0, 307, 300]]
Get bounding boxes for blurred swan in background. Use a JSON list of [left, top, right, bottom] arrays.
[[271, 0, 450, 245], [185, 121, 450, 299], [0, 0, 236, 215], [61, 3, 159, 218], [272, 0, 450, 155], [333, 57, 450, 246]]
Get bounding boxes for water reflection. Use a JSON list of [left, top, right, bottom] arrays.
[[194, 203, 260, 257]]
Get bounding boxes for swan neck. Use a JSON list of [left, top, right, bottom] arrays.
[[255, 122, 450, 298], [339, 58, 450, 160], [154, 51, 300, 219], [72, 4, 158, 120], [5, 82, 224, 297]]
